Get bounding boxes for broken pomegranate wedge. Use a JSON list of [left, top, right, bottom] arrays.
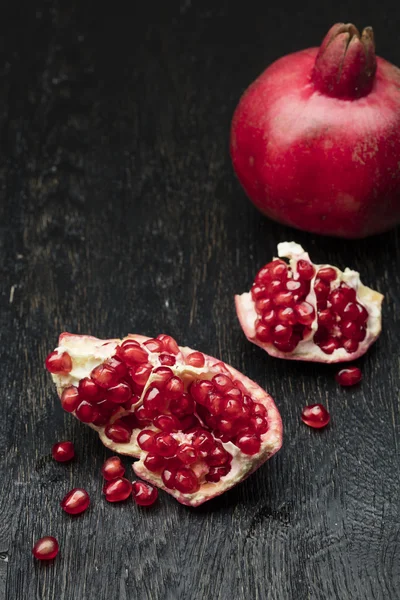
[[46, 333, 282, 506], [235, 242, 383, 362]]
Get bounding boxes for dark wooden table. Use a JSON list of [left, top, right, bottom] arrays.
[[1, 2, 399, 599]]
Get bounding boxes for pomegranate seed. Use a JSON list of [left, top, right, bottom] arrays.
[[277, 306, 297, 325], [130, 364, 152, 387], [52, 441, 75, 462], [266, 279, 284, 295], [159, 353, 176, 366], [60, 386, 80, 413], [137, 430, 157, 452], [273, 335, 300, 353], [32, 536, 59, 560], [143, 385, 168, 414], [103, 477, 132, 502], [221, 397, 243, 419], [192, 430, 214, 454], [164, 376, 184, 400], [340, 283, 357, 301], [294, 302, 315, 325], [152, 366, 174, 389], [185, 351, 205, 368], [301, 404, 330, 428], [217, 418, 236, 435], [153, 414, 180, 432], [269, 259, 288, 280], [255, 297, 273, 313], [318, 308, 334, 328], [174, 468, 200, 494], [60, 488, 90, 515], [251, 284, 268, 300], [94, 398, 115, 416], [45, 351, 72, 374], [206, 444, 231, 466], [106, 382, 132, 404], [162, 466, 177, 488], [157, 334, 180, 355], [318, 337, 340, 354], [153, 433, 179, 457], [179, 414, 201, 430], [255, 264, 272, 283], [207, 392, 224, 415], [235, 433, 261, 455], [105, 420, 132, 443], [317, 267, 337, 282], [272, 323, 292, 342], [176, 444, 198, 464], [76, 401, 95, 423], [135, 405, 152, 424], [144, 338, 164, 353], [132, 481, 158, 506], [206, 465, 230, 482], [251, 403, 267, 418], [261, 308, 277, 326], [91, 363, 119, 389], [101, 456, 125, 480], [78, 378, 102, 403], [341, 320, 359, 339], [106, 357, 128, 379], [314, 279, 329, 301], [250, 416, 269, 434], [336, 366, 362, 386], [255, 321, 271, 342], [234, 379, 248, 394], [144, 453, 166, 472], [189, 380, 214, 405], [329, 289, 347, 313], [225, 387, 243, 400], [273, 291, 295, 307], [211, 374, 232, 393], [170, 392, 195, 417], [343, 338, 359, 353], [297, 260, 315, 280], [339, 302, 359, 320]]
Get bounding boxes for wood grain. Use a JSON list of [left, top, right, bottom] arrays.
[[1, 1, 400, 599]]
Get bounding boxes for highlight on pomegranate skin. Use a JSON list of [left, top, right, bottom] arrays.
[[45, 332, 283, 507], [301, 404, 330, 429], [235, 242, 384, 363], [230, 22, 400, 239]]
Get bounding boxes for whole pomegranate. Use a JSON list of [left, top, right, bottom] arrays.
[[230, 23, 400, 238], [45, 332, 282, 506], [235, 242, 383, 362]]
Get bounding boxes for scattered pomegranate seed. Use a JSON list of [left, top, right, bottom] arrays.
[[103, 477, 132, 502], [45, 351, 72, 374], [61, 488, 90, 515], [185, 352, 205, 368], [101, 456, 125, 480], [336, 366, 362, 386], [132, 481, 158, 506], [32, 536, 59, 560], [52, 441, 75, 462], [301, 404, 330, 428], [60, 386, 81, 413]]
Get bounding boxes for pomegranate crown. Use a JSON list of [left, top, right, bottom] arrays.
[[312, 23, 377, 99]]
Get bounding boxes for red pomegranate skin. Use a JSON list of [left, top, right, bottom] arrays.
[[230, 25, 400, 238]]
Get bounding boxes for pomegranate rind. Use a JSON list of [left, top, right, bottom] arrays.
[[50, 333, 283, 506], [235, 242, 383, 363]]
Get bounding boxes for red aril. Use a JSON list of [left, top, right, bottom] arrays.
[[132, 481, 158, 506], [60, 488, 90, 515], [102, 456, 125, 480], [46, 332, 282, 506], [45, 351, 72, 374], [32, 536, 59, 560], [60, 386, 80, 412], [235, 242, 383, 363], [301, 404, 330, 428], [52, 441, 75, 462], [78, 378, 102, 402], [230, 23, 400, 238], [336, 366, 362, 386]]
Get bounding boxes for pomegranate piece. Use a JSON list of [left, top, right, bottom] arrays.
[[235, 242, 383, 363], [230, 22, 400, 238], [52, 441, 75, 462], [32, 536, 59, 560], [103, 477, 132, 502], [60, 488, 90, 515], [336, 366, 362, 386], [132, 481, 158, 506], [102, 456, 125, 480], [45, 351, 72, 374], [301, 404, 330, 429], [47, 332, 283, 506]]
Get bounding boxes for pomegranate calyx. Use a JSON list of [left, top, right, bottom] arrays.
[[312, 22, 376, 99]]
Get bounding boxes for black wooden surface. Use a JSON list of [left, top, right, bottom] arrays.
[[1, 1, 400, 599]]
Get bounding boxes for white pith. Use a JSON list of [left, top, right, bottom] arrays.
[[235, 242, 384, 363], [50, 333, 283, 506]]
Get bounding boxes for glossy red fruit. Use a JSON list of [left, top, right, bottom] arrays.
[[104, 420, 132, 443], [174, 468, 200, 494], [336, 366, 362, 386], [101, 456, 125, 480], [301, 404, 330, 428], [32, 536, 59, 560], [61, 488, 90, 515], [45, 351, 72, 374], [78, 378, 103, 402], [185, 352, 205, 368], [132, 481, 158, 506], [230, 23, 400, 238], [103, 478, 132, 502], [52, 441, 75, 462], [60, 386, 80, 412]]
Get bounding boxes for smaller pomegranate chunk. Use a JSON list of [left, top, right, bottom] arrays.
[[102, 456, 125, 480], [301, 404, 330, 428], [132, 481, 158, 506], [52, 441, 75, 462], [103, 478, 132, 502], [60, 488, 90, 515], [336, 366, 362, 386], [32, 536, 59, 560]]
